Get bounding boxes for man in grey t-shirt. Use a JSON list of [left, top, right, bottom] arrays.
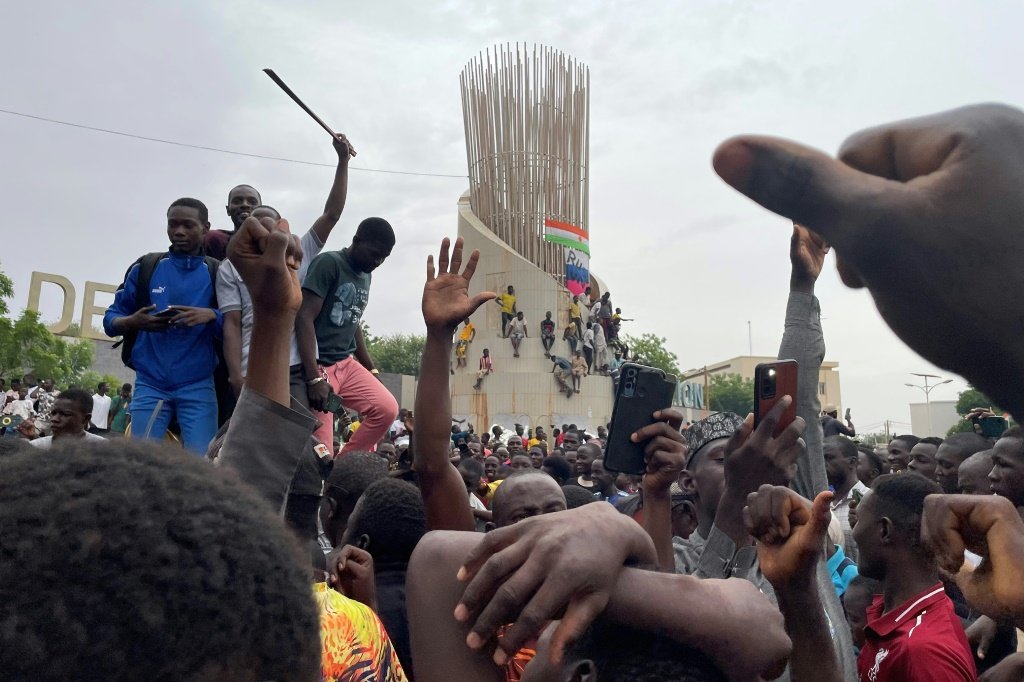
[[217, 134, 354, 397]]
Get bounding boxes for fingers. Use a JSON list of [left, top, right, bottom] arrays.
[[426, 254, 436, 282], [468, 565, 545, 660], [467, 292, 498, 315], [653, 408, 685, 430], [264, 226, 291, 266], [138, 304, 156, 314], [450, 237, 464, 275], [491, 583, 563, 664], [461, 247, 482, 282], [712, 135, 902, 252], [547, 592, 608, 665], [922, 494, 970, 574], [631, 420, 681, 444], [438, 237, 451, 275], [725, 413, 754, 456], [806, 490, 835, 539], [753, 395, 792, 442], [456, 538, 531, 621]]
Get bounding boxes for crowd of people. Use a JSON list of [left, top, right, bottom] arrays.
[[3, 104, 1024, 681]]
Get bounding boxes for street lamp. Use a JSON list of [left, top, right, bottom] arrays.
[[905, 373, 953, 436]]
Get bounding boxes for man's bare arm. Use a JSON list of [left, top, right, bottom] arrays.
[[310, 134, 354, 244]]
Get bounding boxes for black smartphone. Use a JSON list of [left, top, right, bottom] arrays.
[[604, 363, 678, 475], [153, 307, 178, 318], [325, 392, 344, 415], [754, 360, 799, 437], [979, 416, 1009, 438]]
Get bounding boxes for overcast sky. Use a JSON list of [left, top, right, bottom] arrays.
[[3, 0, 1019, 434]]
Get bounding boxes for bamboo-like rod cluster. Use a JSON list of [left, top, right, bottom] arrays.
[[460, 43, 590, 281]]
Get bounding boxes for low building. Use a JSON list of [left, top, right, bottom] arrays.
[[909, 399, 960, 438], [673, 355, 843, 423]]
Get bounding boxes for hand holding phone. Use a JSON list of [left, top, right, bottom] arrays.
[[605, 364, 678, 474], [153, 307, 178, 319], [754, 360, 798, 437]]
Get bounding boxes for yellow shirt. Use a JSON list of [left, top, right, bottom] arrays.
[[459, 322, 475, 341], [498, 293, 517, 315], [570, 302, 581, 318]]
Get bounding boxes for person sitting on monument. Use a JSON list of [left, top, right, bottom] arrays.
[[540, 311, 556, 357], [495, 285, 516, 336], [472, 348, 493, 391], [562, 321, 579, 355], [505, 311, 527, 358]]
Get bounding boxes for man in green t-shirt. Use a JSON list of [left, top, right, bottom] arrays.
[[108, 383, 133, 434], [294, 218, 398, 456]]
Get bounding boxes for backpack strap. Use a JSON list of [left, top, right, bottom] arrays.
[[113, 252, 166, 368]]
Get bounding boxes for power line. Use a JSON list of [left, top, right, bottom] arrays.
[[0, 108, 468, 179]]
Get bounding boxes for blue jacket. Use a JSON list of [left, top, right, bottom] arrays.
[[104, 252, 223, 388]]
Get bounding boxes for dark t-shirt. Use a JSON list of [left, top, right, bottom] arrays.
[[203, 229, 233, 260], [303, 248, 371, 364], [821, 415, 854, 437], [541, 319, 555, 335], [551, 356, 572, 371]]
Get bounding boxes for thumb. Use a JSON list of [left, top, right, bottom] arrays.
[[467, 292, 498, 314], [806, 490, 835, 539], [713, 136, 898, 252]]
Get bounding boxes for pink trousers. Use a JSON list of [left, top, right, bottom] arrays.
[[316, 356, 399, 456]]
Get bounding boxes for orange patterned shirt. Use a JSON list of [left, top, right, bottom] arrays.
[[314, 583, 408, 682]]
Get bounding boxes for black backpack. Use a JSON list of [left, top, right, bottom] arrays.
[[112, 252, 220, 369]]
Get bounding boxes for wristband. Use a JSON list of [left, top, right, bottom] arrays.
[[307, 377, 326, 386]]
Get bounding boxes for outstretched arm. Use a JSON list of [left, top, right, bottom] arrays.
[[779, 224, 829, 499], [217, 217, 318, 511], [414, 237, 496, 531], [310, 134, 354, 244]]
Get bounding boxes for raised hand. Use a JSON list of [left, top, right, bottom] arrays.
[[454, 502, 656, 665], [723, 397, 805, 498], [326, 544, 376, 608], [332, 133, 356, 159], [714, 104, 1024, 420], [227, 215, 303, 316], [745, 485, 833, 589], [790, 223, 829, 291], [422, 237, 495, 336], [921, 493, 1024, 625], [632, 409, 688, 495]]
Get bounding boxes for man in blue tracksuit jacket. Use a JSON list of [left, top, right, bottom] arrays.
[[104, 197, 222, 454]]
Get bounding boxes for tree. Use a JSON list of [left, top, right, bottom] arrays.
[[0, 263, 95, 387], [955, 387, 1003, 416], [619, 333, 681, 376], [74, 371, 125, 393], [707, 373, 755, 416], [362, 323, 426, 377]]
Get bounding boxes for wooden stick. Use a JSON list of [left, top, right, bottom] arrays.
[[263, 68, 356, 157]]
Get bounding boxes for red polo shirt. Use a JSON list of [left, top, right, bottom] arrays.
[[858, 583, 976, 681]]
